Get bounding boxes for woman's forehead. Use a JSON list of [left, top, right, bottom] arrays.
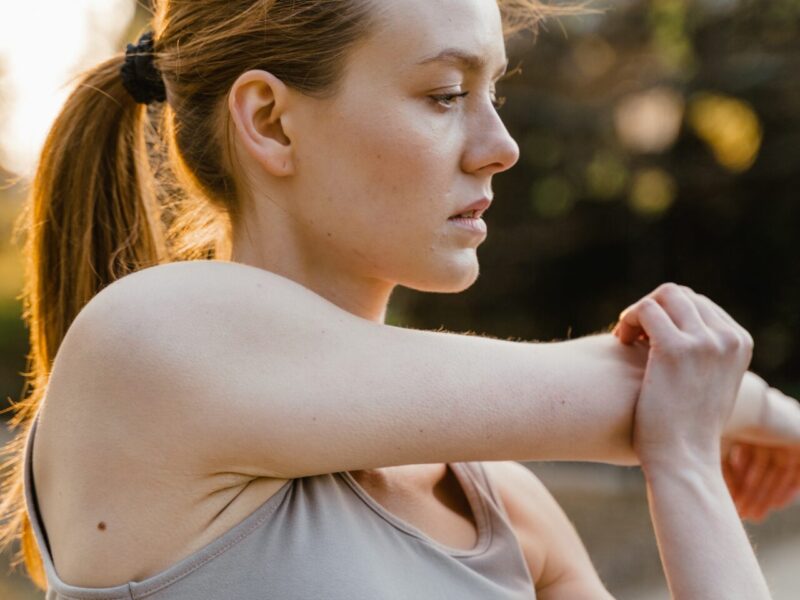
[[360, 0, 506, 76]]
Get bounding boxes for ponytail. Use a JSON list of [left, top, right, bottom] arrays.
[[0, 52, 172, 589]]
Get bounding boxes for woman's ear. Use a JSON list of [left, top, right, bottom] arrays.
[[228, 69, 295, 177]]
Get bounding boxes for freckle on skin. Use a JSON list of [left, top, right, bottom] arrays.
[[97, 521, 106, 531]]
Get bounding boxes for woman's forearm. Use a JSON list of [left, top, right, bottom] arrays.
[[724, 372, 800, 445], [642, 457, 772, 599], [724, 371, 768, 438], [561, 336, 797, 466], [519, 331, 646, 465]]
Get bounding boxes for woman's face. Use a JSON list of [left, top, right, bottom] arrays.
[[235, 0, 519, 303]]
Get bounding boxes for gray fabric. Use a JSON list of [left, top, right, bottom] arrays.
[[24, 413, 536, 599]]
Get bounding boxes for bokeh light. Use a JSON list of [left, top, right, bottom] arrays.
[[530, 174, 577, 219], [585, 149, 629, 201], [687, 91, 763, 173], [614, 86, 685, 154], [627, 166, 677, 218]]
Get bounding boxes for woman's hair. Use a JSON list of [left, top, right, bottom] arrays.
[[0, 0, 589, 589]]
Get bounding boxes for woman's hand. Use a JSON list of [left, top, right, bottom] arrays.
[[720, 382, 800, 520], [722, 440, 800, 523], [612, 283, 800, 520], [613, 282, 753, 469]]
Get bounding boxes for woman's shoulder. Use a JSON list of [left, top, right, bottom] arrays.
[[69, 260, 342, 363], [83, 260, 296, 318], [44, 258, 367, 480]]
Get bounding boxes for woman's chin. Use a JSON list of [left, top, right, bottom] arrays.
[[403, 257, 480, 293]]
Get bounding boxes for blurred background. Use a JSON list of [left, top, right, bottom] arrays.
[[1, 0, 798, 598]]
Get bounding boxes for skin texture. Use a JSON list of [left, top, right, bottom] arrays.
[[228, 0, 517, 322]]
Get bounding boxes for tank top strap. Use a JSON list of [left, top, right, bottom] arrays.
[[459, 461, 513, 523], [454, 462, 537, 595]]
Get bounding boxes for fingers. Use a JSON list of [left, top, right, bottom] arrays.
[[752, 451, 798, 519], [676, 286, 729, 334], [615, 311, 648, 345], [763, 451, 800, 511], [678, 285, 754, 350], [616, 283, 717, 345], [733, 445, 800, 523], [734, 444, 770, 517], [746, 456, 784, 522], [617, 298, 681, 346], [653, 285, 708, 333]]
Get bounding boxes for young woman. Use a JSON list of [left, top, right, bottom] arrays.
[[1, 1, 798, 598]]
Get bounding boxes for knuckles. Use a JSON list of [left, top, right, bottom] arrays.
[[629, 281, 755, 368], [653, 282, 687, 301]]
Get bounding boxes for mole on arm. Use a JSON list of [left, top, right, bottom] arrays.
[[97, 521, 107, 531]]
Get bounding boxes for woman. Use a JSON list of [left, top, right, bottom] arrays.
[[1, 0, 798, 598]]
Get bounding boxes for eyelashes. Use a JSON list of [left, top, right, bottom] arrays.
[[427, 61, 521, 112], [429, 91, 507, 111]]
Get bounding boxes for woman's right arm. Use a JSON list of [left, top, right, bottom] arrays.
[[57, 259, 646, 478]]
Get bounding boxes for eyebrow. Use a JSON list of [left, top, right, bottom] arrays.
[[416, 48, 509, 79]]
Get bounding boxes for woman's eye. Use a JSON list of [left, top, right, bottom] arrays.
[[429, 92, 469, 108], [428, 91, 507, 111]]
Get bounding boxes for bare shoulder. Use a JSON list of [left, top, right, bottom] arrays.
[[481, 461, 611, 597], [46, 260, 293, 427], [78, 259, 344, 333], [66, 258, 359, 406], [44, 259, 363, 478]]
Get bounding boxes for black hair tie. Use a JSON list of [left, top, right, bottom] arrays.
[[120, 31, 167, 105]]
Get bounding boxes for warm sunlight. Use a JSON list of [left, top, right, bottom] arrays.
[[0, 1, 135, 179]]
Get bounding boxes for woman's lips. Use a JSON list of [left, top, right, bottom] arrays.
[[447, 215, 488, 235], [449, 198, 492, 219]]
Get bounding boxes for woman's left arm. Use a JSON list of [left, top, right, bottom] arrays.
[[725, 372, 800, 446], [720, 374, 800, 521]]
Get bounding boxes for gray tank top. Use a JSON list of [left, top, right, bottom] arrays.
[[23, 413, 536, 599]]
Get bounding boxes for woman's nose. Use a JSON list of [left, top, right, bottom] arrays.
[[463, 110, 520, 176]]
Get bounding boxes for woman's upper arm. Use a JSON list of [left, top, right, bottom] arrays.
[[71, 260, 644, 479], [483, 460, 615, 599]]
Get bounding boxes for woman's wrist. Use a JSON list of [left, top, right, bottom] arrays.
[[724, 372, 800, 446], [639, 441, 724, 479], [641, 453, 773, 599], [723, 371, 769, 439]]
